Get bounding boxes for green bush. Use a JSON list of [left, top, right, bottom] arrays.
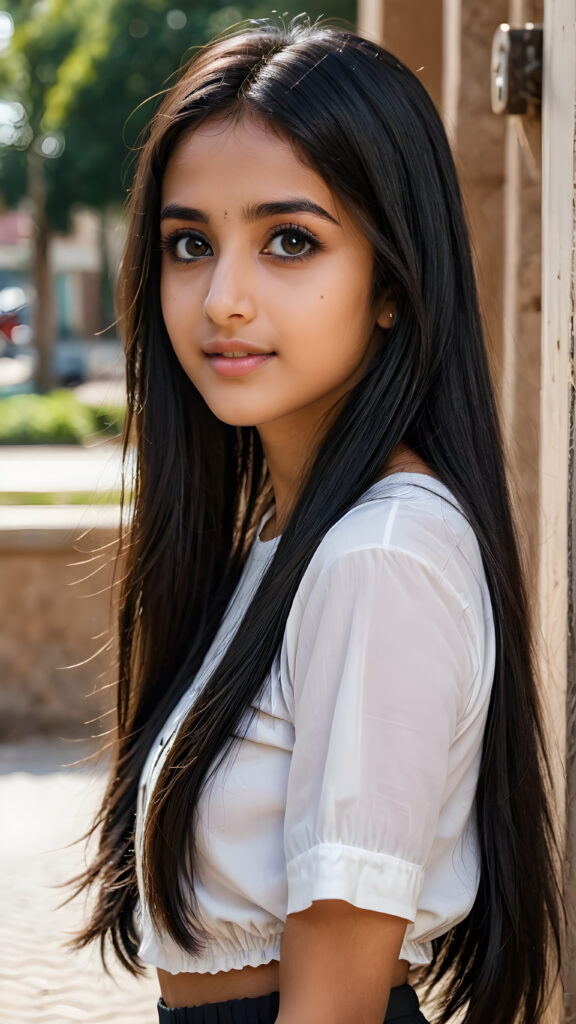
[[91, 402, 126, 438], [0, 391, 126, 445]]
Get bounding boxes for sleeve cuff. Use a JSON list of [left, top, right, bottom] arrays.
[[286, 842, 424, 921]]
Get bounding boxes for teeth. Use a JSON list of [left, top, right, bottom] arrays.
[[221, 352, 249, 358]]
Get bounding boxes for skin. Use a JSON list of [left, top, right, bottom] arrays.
[[160, 113, 395, 532], [158, 114, 434, 1020]]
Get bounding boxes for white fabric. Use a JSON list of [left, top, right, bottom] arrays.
[[135, 473, 495, 974]]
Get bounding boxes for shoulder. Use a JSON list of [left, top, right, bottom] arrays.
[[296, 474, 487, 609], [280, 475, 496, 717], [280, 474, 494, 700]]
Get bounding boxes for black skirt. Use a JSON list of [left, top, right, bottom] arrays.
[[157, 982, 429, 1023]]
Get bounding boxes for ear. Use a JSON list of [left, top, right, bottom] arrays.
[[376, 296, 397, 329]]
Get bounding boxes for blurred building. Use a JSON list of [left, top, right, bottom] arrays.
[[0, 207, 114, 339]]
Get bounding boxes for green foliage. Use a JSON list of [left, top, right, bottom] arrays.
[[0, 0, 357, 223], [0, 142, 26, 210], [90, 401, 126, 437], [0, 390, 125, 443], [0, 488, 123, 504]]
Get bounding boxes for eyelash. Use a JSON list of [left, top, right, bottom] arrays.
[[158, 223, 324, 264], [264, 223, 324, 262]]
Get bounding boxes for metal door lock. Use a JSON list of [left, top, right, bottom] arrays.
[[491, 23, 543, 115]]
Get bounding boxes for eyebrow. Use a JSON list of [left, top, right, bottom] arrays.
[[160, 199, 340, 226]]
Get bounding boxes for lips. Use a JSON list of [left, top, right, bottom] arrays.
[[207, 352, 275, 377], [203, 339, 272, 357], [203, 340, 276, 377]]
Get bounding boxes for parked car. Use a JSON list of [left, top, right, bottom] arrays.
[[0, 286, 32, 355]]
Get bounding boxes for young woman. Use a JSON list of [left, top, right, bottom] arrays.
[[72, 17, 562, 1024]]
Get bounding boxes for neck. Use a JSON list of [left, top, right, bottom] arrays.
[[258, 429, 316, 535], [255, 375, 370, 532], [258, 430, 437, 541]]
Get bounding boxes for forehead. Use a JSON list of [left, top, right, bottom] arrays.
[[161, 115, 339, 216]]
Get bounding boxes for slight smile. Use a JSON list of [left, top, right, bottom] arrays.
[[206, 352, 276, 377], [203, 340, 276, 377]]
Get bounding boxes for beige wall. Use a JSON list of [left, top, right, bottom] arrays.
[[359, 0, 508, 372], [359, 0, 543, 582], [362, 0, 443, 109], [538, 0, 576, 1017], [0, 511, 118, 739], [499, 0, 543, 589]]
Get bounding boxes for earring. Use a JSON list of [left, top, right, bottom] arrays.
[[377, 305, 396, 329]]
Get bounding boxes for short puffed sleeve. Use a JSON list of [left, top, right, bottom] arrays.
[[282, 545, 477, 923]]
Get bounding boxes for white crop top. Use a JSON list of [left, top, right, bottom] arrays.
[[135, 473, 496, 974]]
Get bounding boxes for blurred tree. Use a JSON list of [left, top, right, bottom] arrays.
[[0, 0, 102, 390], [0, 0, 356, 391]]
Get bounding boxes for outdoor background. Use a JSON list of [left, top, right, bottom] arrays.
[[2, 0, 572, 1022], [0, 4, 359, 1023]]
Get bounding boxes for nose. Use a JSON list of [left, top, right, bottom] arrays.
[[203, 249, 257, 325]]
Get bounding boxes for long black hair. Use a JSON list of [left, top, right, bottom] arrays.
[[71, 18, 562, 1022]]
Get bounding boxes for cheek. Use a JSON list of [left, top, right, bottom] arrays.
[[321, 251, 372, 310], [160, 272, 195, 343], [315, 276, 375, 348]]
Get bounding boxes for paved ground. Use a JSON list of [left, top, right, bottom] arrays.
[[0, 444, 126, 495], [0, 362, 128, 499], [0, 354, 34, 390], [0, 738, 159, 1024], [0, 373, 155, 1022]]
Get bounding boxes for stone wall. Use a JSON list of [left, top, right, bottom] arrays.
[[360, 0, 544, 587], [0, 507, 120, 739]]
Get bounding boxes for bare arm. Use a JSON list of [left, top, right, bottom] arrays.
[[275, 899, 409, 1024]]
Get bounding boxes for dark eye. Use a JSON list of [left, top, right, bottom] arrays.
[[268, 230, 312, 258], [174, 234, 212, 260]]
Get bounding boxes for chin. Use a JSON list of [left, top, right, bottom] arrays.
[[203, 403, 260, 428], [200, 394, 277, 429]]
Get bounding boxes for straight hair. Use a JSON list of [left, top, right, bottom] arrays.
[[70, 19, 562, 1023]]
